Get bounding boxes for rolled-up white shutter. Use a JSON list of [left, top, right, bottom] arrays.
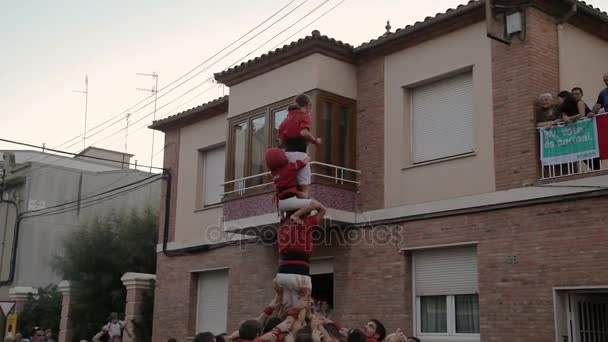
[[197, 270, 229, 334], [414, 246, 478, 296], [203, 147, 226, 206], [411, 72, 474, 163], [310, 258, 334, 275]]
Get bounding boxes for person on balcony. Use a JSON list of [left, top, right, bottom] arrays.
[[558, 90, 587, 124], [266, 147, 326, 224], [591, 72, 608, 115], [535, 93, 561, 128], [571, 87, 593, 116], [278, 94, 322, 198]]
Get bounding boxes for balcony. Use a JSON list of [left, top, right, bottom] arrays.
[[539, 114, 608, 180], [221, 161, 360, 232]]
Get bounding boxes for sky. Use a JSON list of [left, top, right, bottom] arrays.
[[2, 0, 608, 170]]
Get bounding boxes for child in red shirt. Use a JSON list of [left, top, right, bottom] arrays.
[[273, 207, 325, 310], [266, 147, 325, 224], [278, 94, 322, 198]]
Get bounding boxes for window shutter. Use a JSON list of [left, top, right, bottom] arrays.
[[310, 258, 334, 275], [203, 147, 226, 206], [197, 270, 229, 334], [414, 246, 478, 296], [411, 72, 474, 163]]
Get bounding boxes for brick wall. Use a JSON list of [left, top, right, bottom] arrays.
[[356, 57, 385, 211], [160, 129, 180, 242], [492, 8, 560, 190], [153, 194, 608, 342]]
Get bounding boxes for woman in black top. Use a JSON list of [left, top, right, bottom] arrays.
[[558, 90, 587, 123]]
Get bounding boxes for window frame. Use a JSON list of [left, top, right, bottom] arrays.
[[197, 143, 226, 209], [407, 68, 476, 165], [195, 268, 229, 335], [315, 92, 357, 171], [415, 294, 480, 339], [224, 90, 357, 197], [411, 248, 481, 341]]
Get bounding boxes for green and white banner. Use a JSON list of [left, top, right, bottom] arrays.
[[540, 118, 599, 166]]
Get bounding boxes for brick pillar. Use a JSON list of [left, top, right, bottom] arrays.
[[121, 273, 156, 342], [8, 286, 38, 314], [356, 57, 385, 211], [58, 281, 74, 342], [492, 7, 560, 190]]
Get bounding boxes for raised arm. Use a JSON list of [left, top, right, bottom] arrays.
[[300, 129, 322, 146]]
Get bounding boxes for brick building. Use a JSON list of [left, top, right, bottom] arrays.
[[150, 1, 608, 341]]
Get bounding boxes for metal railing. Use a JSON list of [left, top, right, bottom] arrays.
[[221, 161, 360, 197], [539, 114, 607, 180]]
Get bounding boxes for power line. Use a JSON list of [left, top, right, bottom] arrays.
[[21, 176, 162, 219], [271, 0, 347, 50], [21, 0, 334, 181], [120, 0, 345, 160], [14, 0, 304, 172], [63, 0, 312, 154], [47, 0, 302, 153], [21, 173, 160, 215], [0, 138, 166, 172]]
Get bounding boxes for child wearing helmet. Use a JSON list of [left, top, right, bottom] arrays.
[[265, 147, 325, 224]]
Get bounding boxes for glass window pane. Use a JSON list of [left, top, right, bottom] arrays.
[[250, 116, 267, 185], [339, 105, 350, 167], [232, 122, 248, 189], [455, 294, 480, 334], [420, 296, 447, 333], [322, 101, 333, 165], [273, 109, 288, 147]]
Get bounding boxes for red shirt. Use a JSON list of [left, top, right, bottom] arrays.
[[272, 160, 307, 199], [277, 215, 319, 256], [279, 109, 311, 142]]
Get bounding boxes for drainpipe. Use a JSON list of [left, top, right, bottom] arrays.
[[161, 171, 172, 256], [0, 199, 20, 286]]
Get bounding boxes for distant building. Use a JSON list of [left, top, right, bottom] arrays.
[[0, 147, 161, 300]]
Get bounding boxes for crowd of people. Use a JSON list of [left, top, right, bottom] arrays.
[[4, 327, 55, 342], [535, 72, 608, 127], [182, 294, 421, 342]]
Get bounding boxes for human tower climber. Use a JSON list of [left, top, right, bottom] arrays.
[[265, 93, 326, 310], [221, 93, 408, 342]]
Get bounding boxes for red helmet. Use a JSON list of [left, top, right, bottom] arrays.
[[265, 148, 288, 171]]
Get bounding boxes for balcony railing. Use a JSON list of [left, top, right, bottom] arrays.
[[538, 114, 608, 180], [221, 161, 360, 198]]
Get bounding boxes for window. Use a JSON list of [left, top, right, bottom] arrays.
[[317, 95, 356, 170], [411, 71, 474, 163], [273, 108, 289, 147], [414, 246, 479, 338], [250, 115, 267, 185], [199, 146, 226, 207], [232, 121, 248, 190], [310, 258, 334, 315], [226, 91, 356, 194], [197, 270, 229, 335]]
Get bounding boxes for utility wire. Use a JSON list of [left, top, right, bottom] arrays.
[[46, 0, 302, 152], [74, 0, 331, 159], [21, 176, 162, 219], [21, 173, 161, 215], [15, 0, 305, 171], [0, 138, 165, 172]]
